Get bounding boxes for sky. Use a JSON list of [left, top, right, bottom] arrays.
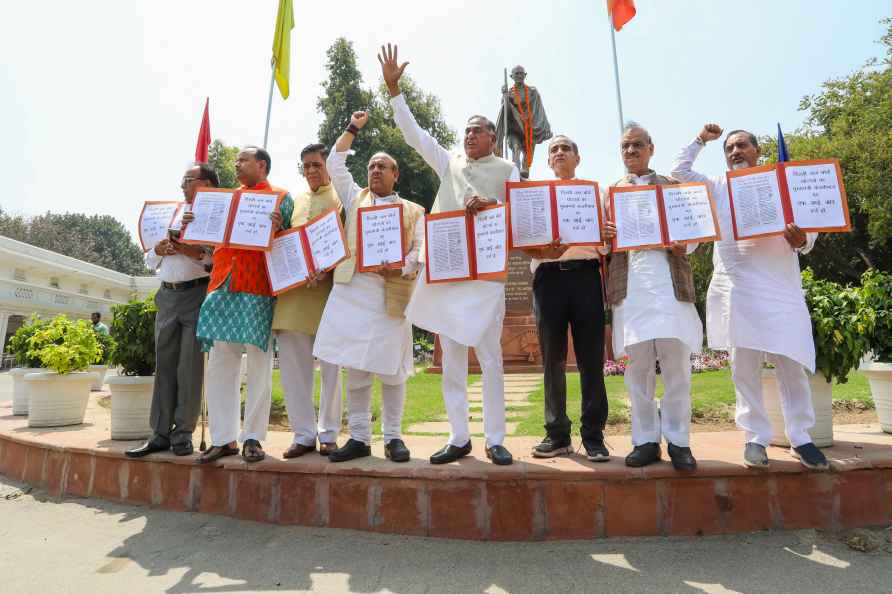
[[1, 1, 890, 245]]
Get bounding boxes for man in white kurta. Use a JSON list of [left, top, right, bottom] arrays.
[[608, 124, 702, 471], [671, 123, 828, 471], [313, 110, 423, 464], [381, 43, 518, 466]]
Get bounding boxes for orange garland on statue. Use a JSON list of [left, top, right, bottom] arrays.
[[512, 85, 535, 170]]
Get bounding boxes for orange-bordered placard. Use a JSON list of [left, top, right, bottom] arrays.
[[356, 202, 406, 272], [608, 185, 666, 253], [180, 187, 239, 247], [225, 189, 285, 251], [424, 210, 474, 284], [552, 179, 605, 247], [470, 203, 509, 281], [138, 200, 182, 252], [779, 158, 851, 233], [264, 226, 314, 296], [304, 206, 351, 274], [505, 180, 555, 250], [726, 164, 788, 241], [660, 182, 722, 245]]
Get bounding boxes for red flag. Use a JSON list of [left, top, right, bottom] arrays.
[[194, 98, 211, 163], [608, 0, 636, 31]]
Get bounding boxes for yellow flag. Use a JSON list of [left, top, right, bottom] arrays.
[[272, 0, 294, 99]]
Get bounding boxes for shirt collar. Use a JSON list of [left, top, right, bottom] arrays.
[[241, 179, 271, 191]]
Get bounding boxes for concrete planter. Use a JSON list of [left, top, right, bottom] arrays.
[[762, 369, 833, 447], [89, 365, 109, 391], [861, 360, 892, 433], [24, 371, 97, 428], [106, 375, 154, 440], [9, 367, 42, 416]]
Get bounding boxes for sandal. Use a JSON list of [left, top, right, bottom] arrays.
[[242, 439, 266, 463], [196, 444, 238, 465]]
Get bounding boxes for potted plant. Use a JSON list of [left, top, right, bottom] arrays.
[[762, 269, 872, 447], [7, 315, 46, 416], [89, 330, 116, 391], [859, 269, 892, 433], [23, 315, 100, 427], [106, 296, 156, 440]]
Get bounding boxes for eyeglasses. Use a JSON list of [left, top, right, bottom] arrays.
[[181, 176, 201, 184], [299, 162, 324, 175]]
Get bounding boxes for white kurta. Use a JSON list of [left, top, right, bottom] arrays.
[[670, 139, 817, 372], [611, 175, 703, 357]]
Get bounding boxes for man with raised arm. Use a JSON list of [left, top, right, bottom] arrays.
[[671, 124, 828, 471], [312, 111, 424, 464], [381, 43, 518, 466]]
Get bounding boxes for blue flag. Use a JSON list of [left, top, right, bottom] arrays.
[[777, 123, 789, 162]]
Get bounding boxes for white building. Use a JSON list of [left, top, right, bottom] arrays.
[[0, 234, 159, 355]]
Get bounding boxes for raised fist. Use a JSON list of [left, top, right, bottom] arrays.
[[351, 111, 369, 129], [698, 123, 723, 143]]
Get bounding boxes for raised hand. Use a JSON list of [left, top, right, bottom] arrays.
[[378, 43, 409, 97], [698, 123, 723, 143], [351, 111, 369, 130]]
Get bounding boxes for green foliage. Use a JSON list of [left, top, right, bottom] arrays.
[[208, 139, 239, 189], [27, 316, 100, 375], [801, 268, 873, 384], [93, 329, 116, 365], [0, 208, 149, 275], [860, 268, 892, 362], [109, 296, 157, 376], [689, 242, 713, 325], [316, 37, 457, 211], [7, 315, 46, 368]]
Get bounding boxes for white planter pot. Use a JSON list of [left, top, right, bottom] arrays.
[[24, 371, 97, 428], [89, 365, 109, 391], [762, 369, 833, 447], [861, 361, 892, 433], [106, 375, 154, 440], [9, 367, 42, 416]]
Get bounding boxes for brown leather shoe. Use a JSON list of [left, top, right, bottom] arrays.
[[196, 444, 238, 465], [319, 441, 338, 456], [242, 439, 266, 463], [283, 443, 315, 459]]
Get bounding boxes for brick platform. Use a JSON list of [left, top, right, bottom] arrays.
[[1, 397, 891, 540]]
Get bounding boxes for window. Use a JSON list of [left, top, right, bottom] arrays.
[[49, 277, 60, 289], [79, 284, 89, 295], [103, 289, 112, 300], [13, 268, 26, 281]]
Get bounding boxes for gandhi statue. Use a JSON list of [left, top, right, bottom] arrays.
[[495, 66, 552, 178]]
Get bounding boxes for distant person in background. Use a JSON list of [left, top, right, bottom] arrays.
[[91, 312, 109, 335]]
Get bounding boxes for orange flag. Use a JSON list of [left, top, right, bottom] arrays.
[[607, 0, 636, 31]]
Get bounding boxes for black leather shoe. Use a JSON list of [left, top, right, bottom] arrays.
[[667, 442, 697, 471], [429, 441, 471, 464], [328, 438, 371, 463], [486, 444, 513, 466], [125, 437, 170, 458], [384, 438, 410, 462], [625, 442, 661, 467], [171, 441, 194, 456]]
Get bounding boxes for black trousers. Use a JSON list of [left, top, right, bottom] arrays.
[[532, 259, 608, 442]]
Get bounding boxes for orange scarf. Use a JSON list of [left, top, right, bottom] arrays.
[[512, 84, 535, 169]]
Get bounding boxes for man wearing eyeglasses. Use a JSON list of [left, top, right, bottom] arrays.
[[271, 143, 344, 459], [126, 164, 217, 458]]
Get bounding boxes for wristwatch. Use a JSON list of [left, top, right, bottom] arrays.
[[346, 123, 360, 136]]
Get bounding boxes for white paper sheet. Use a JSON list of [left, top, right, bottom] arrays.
[[426, 215, 471, 282], [359, 205, 403, 268], [181, 190, 234, 244], [305, 209, 347, 271], [612, 188, 662, 249], [508, 185, 552, 247], [662, 184, 718, 242], [785, 163, 847, 230], [473, 206, 507, 275], [228, 192, 278, 248], [139, 202, 180, 251], [728, 170, 786, 237], [555, 184, 601, 245], [264, 231, 309, 294]]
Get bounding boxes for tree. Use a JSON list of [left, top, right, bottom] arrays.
[[760, 18, 892, 282], [208, 139, 239, 189], [316, 37, 456, 210]]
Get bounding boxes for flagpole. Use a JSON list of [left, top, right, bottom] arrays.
[[607, 10, 625, 135], [263, 61, 275, 149]]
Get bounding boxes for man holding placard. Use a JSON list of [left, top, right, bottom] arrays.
[[126, 164, 216, 459], [521, 135, 612, 461], [382, 43, 519, 466], [608, 123, 702, 471], [313, 112, 423, 464], [271, 143, 344, 459], [671, 124, 829, 470], [191, 147, 295, 465]]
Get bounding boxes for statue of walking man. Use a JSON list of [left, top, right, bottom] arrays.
[[496, 65, 552, 178]]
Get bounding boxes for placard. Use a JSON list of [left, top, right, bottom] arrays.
[[138, 201, 181, 252], [180, 188, 284, 250], [356, 203, 405, 272], [506, 179, 604, 249]]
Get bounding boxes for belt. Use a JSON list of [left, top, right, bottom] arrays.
[[161, 277, 210, 291], [539, 259, 597, 272]]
